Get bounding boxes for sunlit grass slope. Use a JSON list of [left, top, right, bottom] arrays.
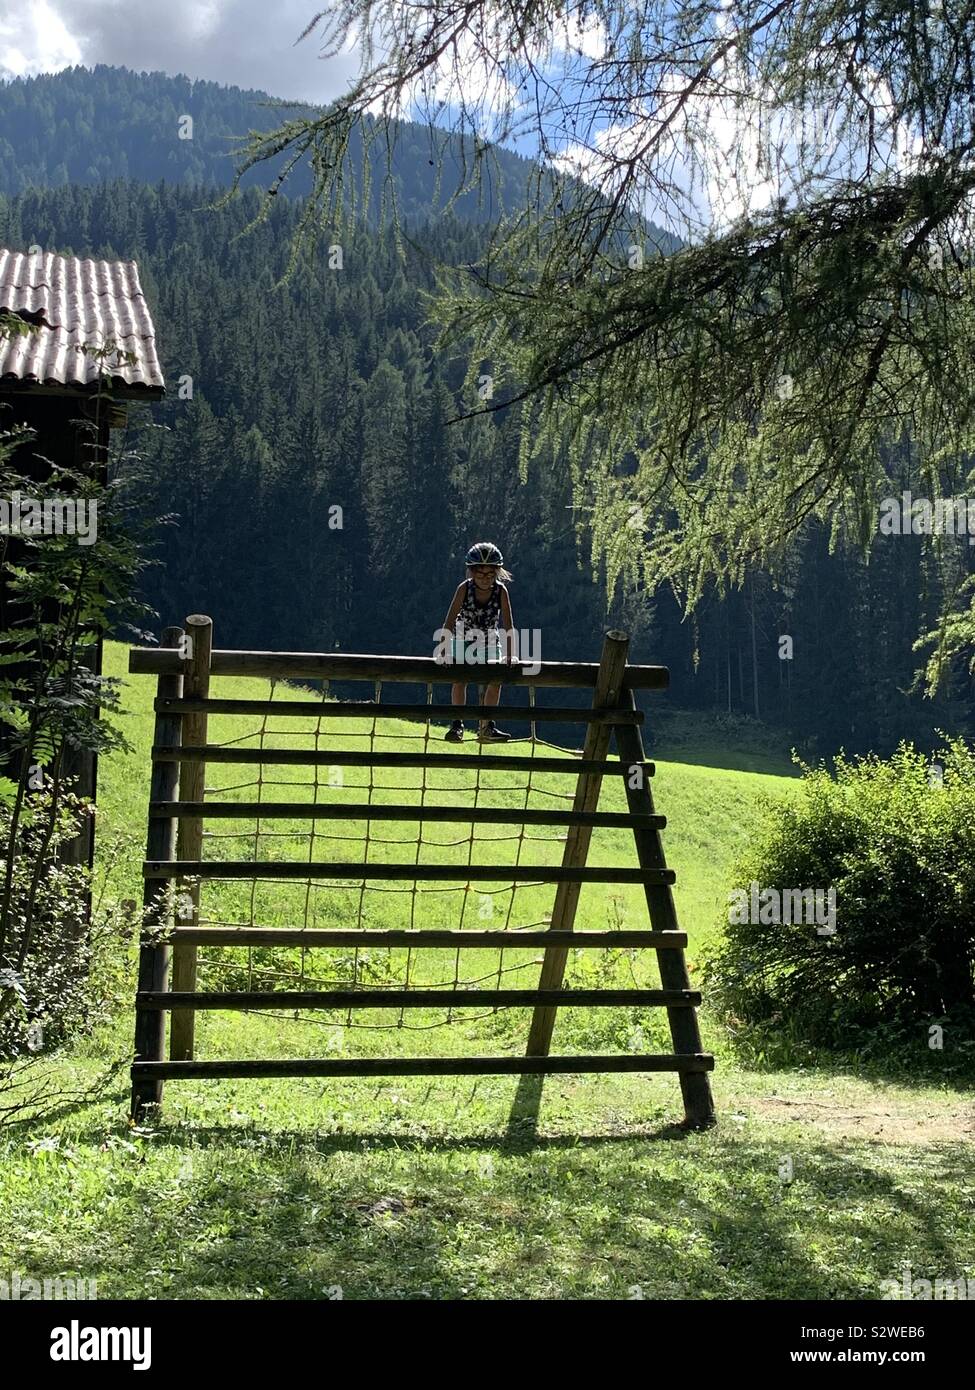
[[97, 641, 796, 1058], [3, 645, 970, 1302]]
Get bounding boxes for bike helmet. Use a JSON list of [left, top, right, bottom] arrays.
[[465, 542, 504, 566]]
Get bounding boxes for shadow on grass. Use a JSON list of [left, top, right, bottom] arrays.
[[118, 1115, 694, 1156], [8, 1055, 972, 1300], [0, 1060, 128, 1138], [504, 1071, 695, 1144], [506, 1071, 543, 1140], [13, 1122, 972, 1300]]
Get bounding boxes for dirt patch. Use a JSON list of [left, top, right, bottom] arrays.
[[747, 1095, 975, 1144]]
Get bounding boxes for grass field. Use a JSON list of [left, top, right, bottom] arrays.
[[1, 642, 972, 1300]]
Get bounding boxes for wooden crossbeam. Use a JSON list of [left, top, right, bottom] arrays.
[[129, 646, 670, 690], [166, 927, 688, 948], [137, 988, 701, 1010], [132, 1054, 715, 1080], [144, 860, 677, 884], [149, 799, 664, 830], [150, 745, 654, 777], [155, 697, 645, 724]]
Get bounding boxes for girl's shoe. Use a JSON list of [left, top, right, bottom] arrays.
[[444, 720, 464, 742], [477, 721, 511, 743]]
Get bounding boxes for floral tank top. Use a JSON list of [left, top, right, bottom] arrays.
[[457, 578, 503, 632]]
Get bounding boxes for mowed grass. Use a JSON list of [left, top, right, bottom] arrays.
[[94, 642, 794, 1053], [1, 642, 972, 1301]]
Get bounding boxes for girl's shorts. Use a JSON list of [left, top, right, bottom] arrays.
[[451, 631, 503, 664]]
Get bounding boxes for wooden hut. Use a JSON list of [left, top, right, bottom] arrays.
[[0, 246, 165, 869]]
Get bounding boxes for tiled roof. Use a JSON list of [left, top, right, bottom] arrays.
[[0, 247, 164, 395]]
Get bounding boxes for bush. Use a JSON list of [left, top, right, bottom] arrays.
[[0, 789, 96, 1061], [703, 740, 975, 1055], [0, 790, 136, 1126]]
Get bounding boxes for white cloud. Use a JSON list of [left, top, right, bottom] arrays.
[[0, 0, 82, 79], [549, 53, 914, 242], [370, 6, 605, 140], [552, 14, 608, 62], [384, 26, 522, 140], [0, 1, 359, 103]]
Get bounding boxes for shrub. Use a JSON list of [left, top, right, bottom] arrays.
[[0, 788, 95, 1060], [703, 740, 975, 1055], [0, 790, 136, 1125]]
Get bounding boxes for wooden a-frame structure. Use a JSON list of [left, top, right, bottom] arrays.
[[129, 620, 715, 1128]]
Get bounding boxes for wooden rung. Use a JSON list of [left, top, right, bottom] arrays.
[[168, 927, 689, 948], [137, 988, 701, 1010], [144, 860, 677, 885], [129, 646, 670, 692], [149, 800, 665, 830], [155, 697, 645, 725], [131, 1053, 715, 1079], [150, 746, 654, 777]]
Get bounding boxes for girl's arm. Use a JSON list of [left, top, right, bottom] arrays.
[[443, 582, 465, 632], [434, 583, 466, 664], [500, 586, 518, 661]]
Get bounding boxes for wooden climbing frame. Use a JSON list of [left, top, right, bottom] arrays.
[[128, 619, 715, 1127]]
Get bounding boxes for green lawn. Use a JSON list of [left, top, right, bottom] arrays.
[[1, 642, 972, 1301]]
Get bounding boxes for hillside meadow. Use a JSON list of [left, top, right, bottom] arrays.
[[0, 642, 971, 1300]]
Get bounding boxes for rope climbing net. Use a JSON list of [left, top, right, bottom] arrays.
[[191, 676, 652, 1035]]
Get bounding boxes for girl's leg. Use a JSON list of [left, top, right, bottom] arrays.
[[445, 682, 467, 740], [480, 683, 501, 729]]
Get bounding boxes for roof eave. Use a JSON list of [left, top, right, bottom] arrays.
[[0, 377, 166, 401]]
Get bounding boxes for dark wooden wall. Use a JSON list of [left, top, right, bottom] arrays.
[[0, 387, 112, 874]]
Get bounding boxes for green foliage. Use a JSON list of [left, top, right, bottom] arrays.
[[214, 2, 975, 690], [0, 799, 133, 1124], [704, 742, 975, 1058], [1, 67, 970, 750], [0, 310, 32, 344], [0, 456, 150, 777], [0, 789, 91, 1060]]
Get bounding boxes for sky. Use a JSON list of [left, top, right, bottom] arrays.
[[0, 1, 907, 240], [0, 0, 358, 102]]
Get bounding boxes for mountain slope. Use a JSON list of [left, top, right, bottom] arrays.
[[0, 64, 539, 229]]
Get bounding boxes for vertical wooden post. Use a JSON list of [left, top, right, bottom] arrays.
[[614, 696, 716, 1129], [131, 626, 184, 1120], [170, 614, 212, 1061], [526, 631, 630, 1056]]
